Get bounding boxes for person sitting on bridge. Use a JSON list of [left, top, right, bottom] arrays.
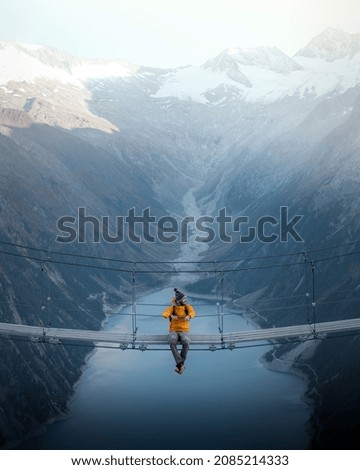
[[162, 288, 196, 374]]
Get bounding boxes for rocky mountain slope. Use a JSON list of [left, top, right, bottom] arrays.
[[0, 27, 360, 448], [0, 111, 174, 446]]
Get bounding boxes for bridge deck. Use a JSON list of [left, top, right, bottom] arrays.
[[0, 318, 359, 350]]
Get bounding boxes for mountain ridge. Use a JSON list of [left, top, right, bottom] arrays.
[[295, 27, 360, 61], [1, 27, 360, 110], [1, 26, 360, 449]]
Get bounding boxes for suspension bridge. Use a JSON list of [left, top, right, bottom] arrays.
[[0, 239, 360, 351], [0, 317, 360, 351]]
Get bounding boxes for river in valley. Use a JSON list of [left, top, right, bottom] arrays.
[[20, 287, 311, 450]]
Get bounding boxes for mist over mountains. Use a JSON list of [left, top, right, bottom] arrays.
[[1, 27, 360, 448]]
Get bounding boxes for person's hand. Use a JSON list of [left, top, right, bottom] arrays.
[[170, 314, 178, 320], [185, 315, 191, 321]]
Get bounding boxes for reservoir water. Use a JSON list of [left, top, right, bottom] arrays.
[[21, 288, 311, 449]]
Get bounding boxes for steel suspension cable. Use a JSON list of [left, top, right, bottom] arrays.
[[131, 263, 138, 346]]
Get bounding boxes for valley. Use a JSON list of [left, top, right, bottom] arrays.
[[0, 27, 360, 448]]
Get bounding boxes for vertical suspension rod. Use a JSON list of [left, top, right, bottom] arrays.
[[311, 260, 317, 336], [219, 272, 225, 345], [131, 262, 138, 345], [214, 262, 222, 335], [303, 251, 311, 327]]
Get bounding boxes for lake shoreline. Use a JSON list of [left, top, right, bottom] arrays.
[[226, 300, 317, 448], [15, 288, 311, 449]]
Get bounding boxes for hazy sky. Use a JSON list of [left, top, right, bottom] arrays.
[[1, 0, 359, 67]]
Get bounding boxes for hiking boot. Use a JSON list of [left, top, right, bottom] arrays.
[[175, 362, 185, 374]]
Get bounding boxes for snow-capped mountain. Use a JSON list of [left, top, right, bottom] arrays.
[[0, 41, 142, 132], [0, 41, 139, 85], [1, 27, 360, 121], [1, 28, 360, 449], [1, 28, 360, 186], [205, 46, 303, 75], [295, 27, 360, 61], [155, 40, 360, 103]]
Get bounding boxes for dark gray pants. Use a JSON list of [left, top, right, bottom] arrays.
[[169, 332, 190, 365]]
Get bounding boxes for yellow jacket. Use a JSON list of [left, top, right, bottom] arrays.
[[162, 304, 196, 332]]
